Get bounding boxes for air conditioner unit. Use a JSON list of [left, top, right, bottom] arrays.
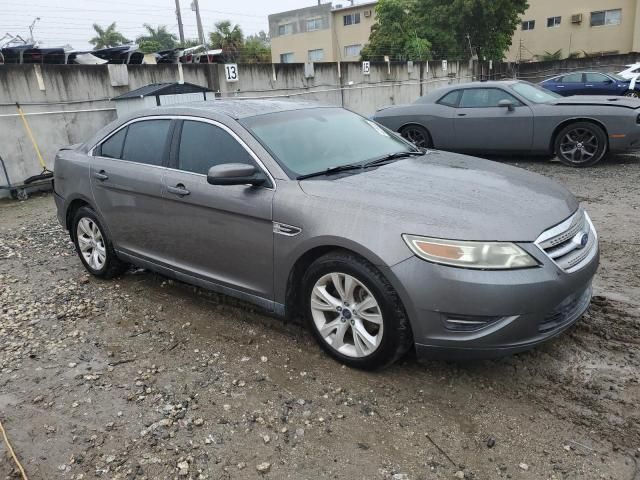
[[571, 14, 583, 24], [363, 9, 372, 17]]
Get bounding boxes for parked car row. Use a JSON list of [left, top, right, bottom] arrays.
[[540, 71, 639, 98], [373, 80, 640, 167]]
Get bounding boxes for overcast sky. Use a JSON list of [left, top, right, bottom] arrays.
[[2, 0, 318, 50]]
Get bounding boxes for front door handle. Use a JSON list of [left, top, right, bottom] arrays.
[[167, 184, 190, 196], [94, 170, 108, 181]]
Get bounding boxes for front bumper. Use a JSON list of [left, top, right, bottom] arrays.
[[387, 241, 599, 360]]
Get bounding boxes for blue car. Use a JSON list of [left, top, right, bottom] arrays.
[[540, 71, 639, 98]]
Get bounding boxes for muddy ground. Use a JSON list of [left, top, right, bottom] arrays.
[[1, 155, 639, 480]]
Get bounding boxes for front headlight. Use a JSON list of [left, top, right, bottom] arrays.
[[402, 234, 539, 270]]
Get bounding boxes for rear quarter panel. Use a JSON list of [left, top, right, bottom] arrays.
[[53, 149, 94, 229], [374, 104, 456, 149]]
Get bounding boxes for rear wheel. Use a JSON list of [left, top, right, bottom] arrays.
[[72, 206, 127, 278], [554, 122, 607, 167], [301, 251, 413, 370], [399, 125, 432, 149]]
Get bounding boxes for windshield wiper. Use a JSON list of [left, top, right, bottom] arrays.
[[363, 150, 424, 169], [297, 162, 364, 180]]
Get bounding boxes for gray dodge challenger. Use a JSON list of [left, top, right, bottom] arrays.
[[373, 80, 640, 167], [53, 100, 599, 369]]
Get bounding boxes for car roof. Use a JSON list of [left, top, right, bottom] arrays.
[[155, 98, 329, 120]]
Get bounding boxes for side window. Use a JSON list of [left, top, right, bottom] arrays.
[[561, 73, 584, 83], [99, 127, 127, 159], [437, 90, 461, 107], [459, 89, 522, 108], [585, 73, 608, 83], [121, 120, 171, 166], [177, 121, 254, 175]]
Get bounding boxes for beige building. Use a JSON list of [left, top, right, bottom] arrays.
[[268, 1, 377, 63], [507, 0, 640, 61]]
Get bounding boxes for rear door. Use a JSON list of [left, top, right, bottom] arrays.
[[452, 88, 534, 152], [90, 118, 173, 261], [160, 118, 275, 300], [557, 72, 586, 96]]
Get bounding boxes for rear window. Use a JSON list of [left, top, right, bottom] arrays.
[[121, 120, 171, 166], [437, 90, 461, 107]]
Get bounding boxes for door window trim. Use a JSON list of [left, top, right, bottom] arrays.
[[89, 115, 276, 190]]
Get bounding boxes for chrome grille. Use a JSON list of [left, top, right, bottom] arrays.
[[535, 209, 598, 273]]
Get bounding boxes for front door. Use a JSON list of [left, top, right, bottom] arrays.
[[90, 118, 173, 261], [160, 119, 275, 300], [453, 88, 534, 153]]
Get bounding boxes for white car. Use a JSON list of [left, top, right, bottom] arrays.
[[617, 63, 640, 80]]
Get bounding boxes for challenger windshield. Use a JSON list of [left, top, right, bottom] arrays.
[[511, 82, 561, 103], [241, 108, 415, 178]]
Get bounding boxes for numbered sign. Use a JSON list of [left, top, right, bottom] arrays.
[[362, 61, 370, 75], [224, 64, 239, 82], [442, 60, 448, 72]]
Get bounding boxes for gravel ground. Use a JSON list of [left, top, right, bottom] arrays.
[[1, 155, 639, 480]]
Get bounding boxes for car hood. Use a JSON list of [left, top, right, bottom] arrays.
[[549, 95, 640, 108], [298, 152, 578, 242]]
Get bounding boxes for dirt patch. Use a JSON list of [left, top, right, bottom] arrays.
[[1, 155, 639, 479]]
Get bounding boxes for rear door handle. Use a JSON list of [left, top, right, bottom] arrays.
[[457, 113, 467, 116], [93, 171, 108, 181], [167, 184, 190, 196]]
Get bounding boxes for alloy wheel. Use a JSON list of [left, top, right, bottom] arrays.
[[401, 127, 429, 148], [310, 272, 384, 358], [76, 217, 107, 271], [559, 128, 598, 164], [624, 91, 640, 98]]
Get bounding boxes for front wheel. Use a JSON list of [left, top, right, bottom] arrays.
[[624, 90, 640, 98], [554, 122, 607, 167], [301, 251, 413, 370]]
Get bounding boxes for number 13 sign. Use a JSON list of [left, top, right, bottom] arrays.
[[224, 64, 239, 82]]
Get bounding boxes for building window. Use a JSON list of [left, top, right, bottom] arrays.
[[278, 23, 293, 36], [280, 52, 294, 63], [306, 18, 322, 31], [521, 20, 535, 30], [591, 9, 622, 26], [547, 16, 561, 27], [308, 49, 324, 62], [343, 12, 361, 26], [344, 44, 362, 57]]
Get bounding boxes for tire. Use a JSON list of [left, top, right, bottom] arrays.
[[301, 251, 413, 370], [554, 122, 607, 167], [72, 206, 127, 278], [624, 90, 640, 98], [399, 124, 433, 149]]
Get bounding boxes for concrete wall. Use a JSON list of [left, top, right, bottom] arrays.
[[0, 61, 469, 198], [507, 0, 640, 61]]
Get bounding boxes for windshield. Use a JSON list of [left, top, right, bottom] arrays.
[[241, 108, 415, 177], [608, 72, 627, 81], [511, 82, 561, 103]]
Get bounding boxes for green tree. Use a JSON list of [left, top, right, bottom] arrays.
[[240, 31, 270, 63], [362, 0, 528, 61], [89, 22, 129, 49], [209, 21, 244, 62], [361, 0, 431, 61], [136, 24, 177, 52]]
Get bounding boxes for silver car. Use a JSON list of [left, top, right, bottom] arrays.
[[53, 100, 599, 369], [373, 80, 640, 167]]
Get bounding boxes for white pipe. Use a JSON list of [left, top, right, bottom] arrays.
[[0, 107, 116, 118]]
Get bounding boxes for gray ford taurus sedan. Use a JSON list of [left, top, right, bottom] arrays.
[[53, 99, 599, 369]]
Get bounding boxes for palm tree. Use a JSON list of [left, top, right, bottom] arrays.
[[537, 49, 563, 61], [89, 23, 129, 49], [136, 24, 177, 51], [209, 21, 244, 62]]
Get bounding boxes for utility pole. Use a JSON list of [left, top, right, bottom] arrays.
[[192, 0, 205, 46], [175, 0, 185, 44]]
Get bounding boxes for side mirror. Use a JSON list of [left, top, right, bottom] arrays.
[[498, 99, 515, 112], [207, 163, 266, 186]]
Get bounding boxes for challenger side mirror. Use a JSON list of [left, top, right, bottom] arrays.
[[207, 163, 266, 186], [498, 99, 515, 112]]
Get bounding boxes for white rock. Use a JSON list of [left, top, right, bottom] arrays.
[[177, 460, 189, 476], [256, 462, 271, 473], [454, 471, 465, 479], [519, 463, 529, 471]]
